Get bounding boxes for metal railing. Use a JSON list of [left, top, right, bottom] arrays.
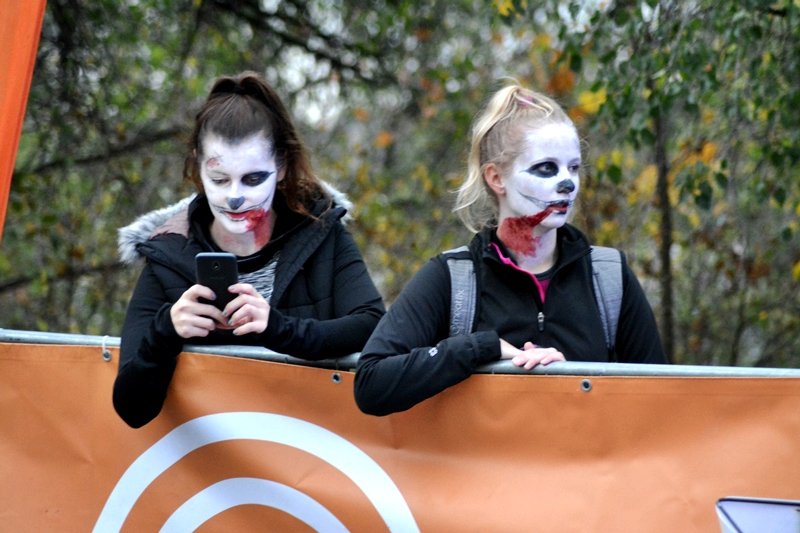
[[2, 328, 800, 377]]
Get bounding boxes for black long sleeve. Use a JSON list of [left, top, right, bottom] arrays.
[[254, 226, 384, 358], [113, 263, 184, 428], [614, 255, 667, 364], [355, 258, 500, 416]]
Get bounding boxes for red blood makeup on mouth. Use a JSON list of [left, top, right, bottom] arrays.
[[245, 208, 272, 247], [498, 206, 556, 256]]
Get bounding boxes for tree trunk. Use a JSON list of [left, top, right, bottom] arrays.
[[653, 111, 674, 362]]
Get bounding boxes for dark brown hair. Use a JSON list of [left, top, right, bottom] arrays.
[[183, 71, 329, 216]]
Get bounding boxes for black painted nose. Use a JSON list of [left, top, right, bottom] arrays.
[[556, 179, 575, 194], [227, 196, 245, 210]]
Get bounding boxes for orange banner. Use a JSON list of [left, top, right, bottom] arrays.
[[0, 1, 45, 240], [1, 342, 799, 531]]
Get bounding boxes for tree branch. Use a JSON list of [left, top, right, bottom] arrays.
[[0, 261, 126, 294], [17, 126, 183, 177], [209, 0, 397, 86]]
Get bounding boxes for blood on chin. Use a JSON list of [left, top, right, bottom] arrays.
[[498, 206, 560, 256], [215, 207, 274, 249]]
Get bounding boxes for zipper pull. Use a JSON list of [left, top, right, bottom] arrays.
[[537, 311, 545, 332]]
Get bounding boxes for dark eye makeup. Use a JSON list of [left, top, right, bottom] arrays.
[[525, 161, 559, 178], [242, 171, 274, 186]]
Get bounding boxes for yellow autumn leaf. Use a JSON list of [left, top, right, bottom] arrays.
[[374, 131, 394, 149], [355, 164, 370, 187], [699, 142, 717, 164], [637, 164, 658, 196], [687, 211, 701, 229], [533, 33, 551, 49], [628, 164, 657, 205], [417, 172, 434, 193], [577, 88, 607, 115], [792, 260, 800, 282], [493, 0, 512, 16], [644, 219, 659, 239], [598, 220, 618, 243], [595, 153, 608, 171]]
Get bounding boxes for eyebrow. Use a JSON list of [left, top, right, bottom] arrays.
[[243, 170, 274, 179], [525, 157, 581, 166], [206, 169, 274, 178]]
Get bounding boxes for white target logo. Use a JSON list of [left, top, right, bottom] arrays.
[[94, 412, 419, 532]]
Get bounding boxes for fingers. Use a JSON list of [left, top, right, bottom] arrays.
[[510, 345, 566, 370], [538, 350, 566, 365], [171, 283, 271, 338], [174, 317, 217, 339], [227, 302, 268, 335], [224, 285, 270, 336], [171, 306, 220, 339], [182, 283, 217, 303], [170, 285, 228, 339], [226, 283, 259, 297]]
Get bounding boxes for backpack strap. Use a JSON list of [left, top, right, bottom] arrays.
[[590, 246, 623, 355], [444, 246, 477, 337], [445, 244, 624, 354]]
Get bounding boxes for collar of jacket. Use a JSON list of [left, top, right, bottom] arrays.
[[117, 180, 353, 265]]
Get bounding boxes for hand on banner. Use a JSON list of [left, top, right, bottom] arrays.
[[499, 338, 565, 370]]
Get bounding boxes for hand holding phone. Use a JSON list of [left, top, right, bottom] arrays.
[[195, 252, 239, 310]]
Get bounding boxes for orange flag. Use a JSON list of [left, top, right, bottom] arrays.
[[0, 1, 45, 240]]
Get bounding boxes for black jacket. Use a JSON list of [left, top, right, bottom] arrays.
[[355, 224, 666, 416], [114, 192, 384, 427]]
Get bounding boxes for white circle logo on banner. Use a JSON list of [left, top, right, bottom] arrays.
[[94, 412, 419, 532]]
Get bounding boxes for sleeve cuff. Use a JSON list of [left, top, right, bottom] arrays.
[[472, 330, 501, 364]]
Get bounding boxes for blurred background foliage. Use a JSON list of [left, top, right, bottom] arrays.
[[1, 0, 798, 366]]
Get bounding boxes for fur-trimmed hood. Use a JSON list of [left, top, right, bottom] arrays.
[[118, 181, 354, 264]]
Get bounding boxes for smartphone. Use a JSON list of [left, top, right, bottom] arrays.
[[195, 252, 239, 310]]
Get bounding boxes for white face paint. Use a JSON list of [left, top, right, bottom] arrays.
[[499, 122, 581, 231], [199, 132, 280, 239]]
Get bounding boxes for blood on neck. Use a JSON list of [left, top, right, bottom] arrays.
[[497, 207, 555, 257], [245, 208, 273, 249]]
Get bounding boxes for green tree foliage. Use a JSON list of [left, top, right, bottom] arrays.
[[1, 0, 797, 366], [530, 0, 800, 365]]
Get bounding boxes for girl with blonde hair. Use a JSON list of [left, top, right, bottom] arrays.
[[355, 83, 665, 416]]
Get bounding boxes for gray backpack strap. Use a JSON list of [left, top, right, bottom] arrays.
[[590, 246, 623, 354], [444, 246, 477, 337]]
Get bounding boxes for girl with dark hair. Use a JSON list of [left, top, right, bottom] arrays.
[[114, 72, 385, 428]]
